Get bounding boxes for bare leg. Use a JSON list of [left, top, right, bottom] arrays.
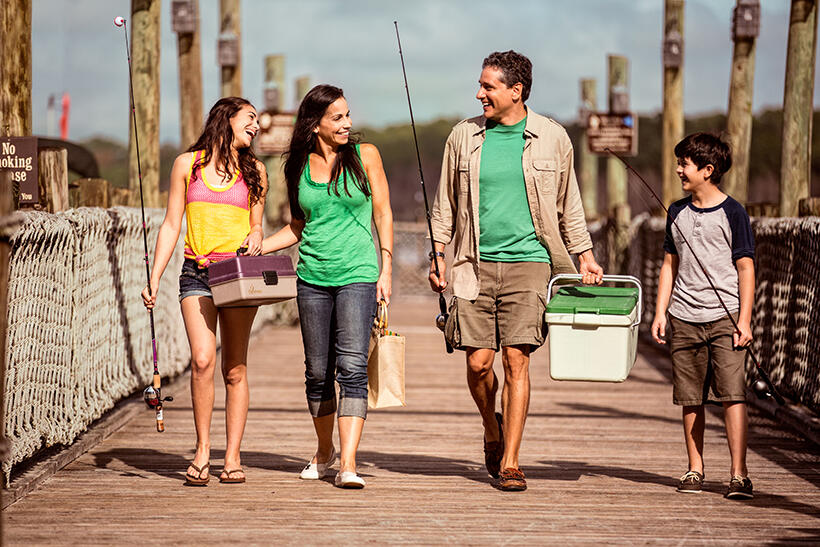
[[682, 405, 705, 474], [217, 305, 257, 480], [338, 416, 365, 473], [181, 296, 219, 479], [466, 348, 501, 442], [500, 345, 531, 470], [723, 401, 748, 477], [310, 414, 336, 464]]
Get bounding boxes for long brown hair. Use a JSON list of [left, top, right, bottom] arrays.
[[283, 85, 369, 221], [187, 97, 264, 205]]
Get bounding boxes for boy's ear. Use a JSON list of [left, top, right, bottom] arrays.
[[702, 163, 715, 180]]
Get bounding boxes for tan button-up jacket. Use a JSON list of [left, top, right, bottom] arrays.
[[430, 111, 593, 301]]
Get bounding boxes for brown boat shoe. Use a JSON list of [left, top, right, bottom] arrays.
[[483, 412, 504, 479], [497, 467, 527, 491]]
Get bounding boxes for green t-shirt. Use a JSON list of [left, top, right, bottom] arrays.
[[478, 116, 551, 263], [296, 145, 379, 286]]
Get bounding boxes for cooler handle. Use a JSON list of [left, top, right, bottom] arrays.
[[546, 274, 642, 328]]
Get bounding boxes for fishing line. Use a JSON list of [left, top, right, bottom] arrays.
[[606, 148, 785, 405], [394, 21, 453, 353], [115, 16, 173, 431]]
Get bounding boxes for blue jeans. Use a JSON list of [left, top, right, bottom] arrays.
[[296, 279, 377, 419]]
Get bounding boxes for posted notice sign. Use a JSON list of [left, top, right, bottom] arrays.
[[0, 137, 38, 204], [587, 112, 638, 156]]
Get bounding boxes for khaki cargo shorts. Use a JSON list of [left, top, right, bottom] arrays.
[[668, 314, 748, 406], [444, 261, 551, 352]]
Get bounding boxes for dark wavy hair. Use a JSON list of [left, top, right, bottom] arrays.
[[187, 97, 264, 205], [674, 132, 733, 184], [483, 50, 533, 102], [283, 84, 369, 221]]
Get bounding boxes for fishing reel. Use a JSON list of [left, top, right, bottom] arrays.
[[143, 385, 173, 409], [752, 379, 774, 400], [435, 312, 446, 332]]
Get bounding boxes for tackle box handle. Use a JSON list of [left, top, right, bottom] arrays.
[[546, 274, 642, 327]]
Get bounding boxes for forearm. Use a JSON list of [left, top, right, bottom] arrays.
[[261, 222, 301, 254], [374, 211, 393, 274], [655, 262, 675, 316], [150, 221, 182, 286]]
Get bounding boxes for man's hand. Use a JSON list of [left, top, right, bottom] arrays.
[[428, 256, 447, 293], [651, 313, 667, 344], [578, 249, 603, 285], [733, 320, 753, 348]]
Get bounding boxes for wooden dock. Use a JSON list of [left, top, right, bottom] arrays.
[[4, 296, 819, 544]]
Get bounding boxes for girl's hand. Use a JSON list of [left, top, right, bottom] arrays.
[[241, 230, 263, 256], [377, 270, 392, 306], [141, 281, 160, 310]]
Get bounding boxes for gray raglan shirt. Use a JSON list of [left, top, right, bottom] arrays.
[[663, 195, 755, 323]]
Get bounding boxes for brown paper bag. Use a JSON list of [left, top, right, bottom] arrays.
[[367, 301, 406, 409]]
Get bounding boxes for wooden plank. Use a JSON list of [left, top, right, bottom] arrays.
[[3, 296, 819, 544]]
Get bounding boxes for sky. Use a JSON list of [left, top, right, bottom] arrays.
[[30, 0, 811, 146]]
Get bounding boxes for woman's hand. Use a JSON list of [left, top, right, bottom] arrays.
[[377, 269, 392, 306], [241, 229, 263, 256], [141, 281, 160, 310]]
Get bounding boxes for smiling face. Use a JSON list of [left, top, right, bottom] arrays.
[[676, 156, 714, 193], [476, 66, 523, 124], [230, 104, 259, 149], [314, 97, 352, 147]]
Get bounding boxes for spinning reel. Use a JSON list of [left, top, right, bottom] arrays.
[[143, 384, 174, 409]]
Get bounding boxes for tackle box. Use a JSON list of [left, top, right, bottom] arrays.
[[208, 255, 297, 307], [544, 274, 642, 382]]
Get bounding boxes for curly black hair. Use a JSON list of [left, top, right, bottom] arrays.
[[482, 50, 533, 102]]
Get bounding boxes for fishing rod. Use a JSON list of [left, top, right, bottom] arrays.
[[605, 148, 785, 405], [115, 16, 173, 430], [394, 21, 453, 354]]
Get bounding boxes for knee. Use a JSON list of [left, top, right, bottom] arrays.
[[502, 351, 529, 380], [223, 364, 246, 386], [467, 357, 494, 377], [191, 352, 215, 375]]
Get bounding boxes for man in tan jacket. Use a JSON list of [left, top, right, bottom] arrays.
[[428, 50, 603, 491]]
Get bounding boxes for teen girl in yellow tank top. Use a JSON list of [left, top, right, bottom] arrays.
[[141, 97, 267, 486]]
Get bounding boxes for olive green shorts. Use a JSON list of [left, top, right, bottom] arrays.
[[444, 261, 551, 352], [668, 314, 748, 406]]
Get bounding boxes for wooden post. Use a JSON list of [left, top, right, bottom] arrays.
[[780, 0, 818, 217], [294, 76, 311, 108], [264, 55, 286, 112], [174, 0, 203, 149], [798, 196, 820, 215], [71, 178, 110, 208], [0, 0, 32, 136], [606, 55, 629, 209], [579, 78, 598, 220], [110, 186, 132, 207], [37, 148, 68, 212], [0, 171, 13, 526], [219, 0, 242, 98], [129, 0, 161, 209], [662, 0, 685, 208], [725, 0, 760, 204]]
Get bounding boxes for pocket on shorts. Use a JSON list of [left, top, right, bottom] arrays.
[[444, 297, 462, 349]]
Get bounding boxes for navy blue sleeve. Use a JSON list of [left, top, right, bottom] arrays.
[[723, 198, 755, 261], [663, 200, 686, 255]]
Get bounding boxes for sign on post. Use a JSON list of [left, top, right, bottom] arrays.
[[255, 113, 295, 156], [0, 137, 38, 204], [587, 112, 638, 156]]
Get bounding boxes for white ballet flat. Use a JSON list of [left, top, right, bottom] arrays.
[[334, 470, 366, 489], [299, 447, 336, 480]]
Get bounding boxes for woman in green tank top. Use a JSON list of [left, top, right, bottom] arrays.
[[262, 85, 393, 489]]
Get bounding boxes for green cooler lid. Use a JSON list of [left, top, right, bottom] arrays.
[[546, 286, 639, 315]]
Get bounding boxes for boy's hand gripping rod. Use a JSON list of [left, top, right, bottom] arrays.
[[606, 148, 784, 405], [115, 16, 173, 430], [394, 21, 453, 353]]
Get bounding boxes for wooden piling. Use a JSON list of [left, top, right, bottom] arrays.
[[579, 79, 598, 220], [0, 170, 13, 526], [264, 55, 286, 112], [295, 76, 311, 108], [70, 178, 110, 208], [0, 0, 32, 136], [606, 55, 629, 210], [175, 0, 203, 149], [780, 0, 818, 217], [798, 196, 820, 215], [129, 0, 161, 209], [37, 148, 68, 213], [662, 0, 684, 208], [219, 0, 242, 98]]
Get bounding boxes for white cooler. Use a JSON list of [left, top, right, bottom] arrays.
[[545, 274, 642, 382]]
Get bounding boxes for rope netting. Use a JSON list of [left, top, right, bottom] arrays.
[[590, 215, 820, 414]]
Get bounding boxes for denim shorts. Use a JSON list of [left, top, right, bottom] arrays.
[[178, 258, 212, 301]]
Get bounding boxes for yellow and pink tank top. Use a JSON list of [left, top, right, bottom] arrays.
[[183, 151, 250, 267]]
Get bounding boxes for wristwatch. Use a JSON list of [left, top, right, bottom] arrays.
[[428, 251, 445, 260]]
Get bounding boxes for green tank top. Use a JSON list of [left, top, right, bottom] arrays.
[[478, 116, 551, 263], [296, 144, 379, 286]]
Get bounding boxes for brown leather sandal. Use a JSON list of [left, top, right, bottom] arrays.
[[497, 468, 527, 492], [184, 462, 210, 486], [219, 468, 246, 484]]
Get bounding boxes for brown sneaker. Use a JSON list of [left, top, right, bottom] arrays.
[[725, 476, 753, 500], [483, 412, 504, 479], [677, 470, 704, 493], [497, 467, 527, 491]]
